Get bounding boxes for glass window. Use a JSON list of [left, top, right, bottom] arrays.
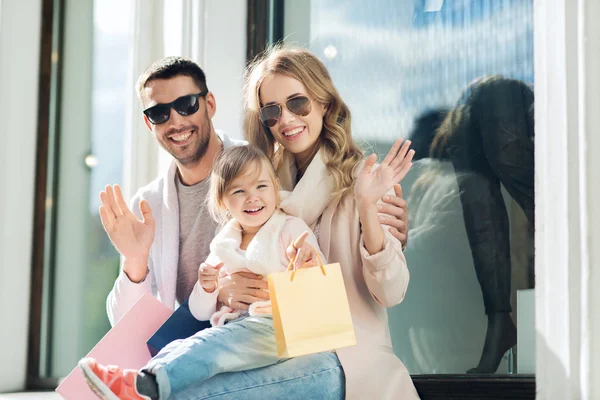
[[282, 0, 534, 376], [38, 0, 134, 378], [82, 0, 133, 358]]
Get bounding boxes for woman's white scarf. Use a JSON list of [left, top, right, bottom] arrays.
[[277, 149, 336, 230]]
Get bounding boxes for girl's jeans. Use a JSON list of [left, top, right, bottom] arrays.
[[143, 315, 345, 399]]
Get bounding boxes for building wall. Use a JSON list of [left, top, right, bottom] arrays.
[[0, 0, 42, 392]]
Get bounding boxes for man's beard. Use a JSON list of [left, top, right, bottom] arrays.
[[162, 118, 211, 167]]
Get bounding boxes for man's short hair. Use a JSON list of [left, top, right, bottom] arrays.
[[137, 56, 209, 98]]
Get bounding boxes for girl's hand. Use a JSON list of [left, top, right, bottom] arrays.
[[198, 262, 224, 293], [286, 231, 319, 269], [354, 139, 414, 207]]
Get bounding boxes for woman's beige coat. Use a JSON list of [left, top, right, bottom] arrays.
[[278, 150, 420, 400]]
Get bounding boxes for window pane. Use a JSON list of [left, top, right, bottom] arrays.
[[43, 0, 133, 377], [283, 0, 534, 375], [82, 0, 133, 357]]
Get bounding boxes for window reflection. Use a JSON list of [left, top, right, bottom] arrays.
[[403, 76, 534, 374], [284, 0, 534, 374]]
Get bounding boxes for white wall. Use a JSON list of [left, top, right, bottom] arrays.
[[534, 0, 600, 398], [583, 0, 600, 396], [203, 1, 247, 141], [0, 0, 42, 393], [128, 0, 247, 189]]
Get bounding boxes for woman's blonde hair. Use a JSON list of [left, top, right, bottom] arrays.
[[243, 45, 364, 199], [207, 145, 280, 226]]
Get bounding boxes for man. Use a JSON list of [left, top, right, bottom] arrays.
[[100, 56, 409, 398]]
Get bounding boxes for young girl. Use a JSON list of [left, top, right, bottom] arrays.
[[79, 145, 327, 400], [243, 45, 419, 399]]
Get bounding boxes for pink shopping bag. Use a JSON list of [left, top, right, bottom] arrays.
[[56, 292, 172, 399]]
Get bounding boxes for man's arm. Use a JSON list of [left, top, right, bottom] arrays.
[[377, 184, 408, 248], [217, 272, 270, 311], [106, 259, 154, 326], [102, 184, 156, 325]]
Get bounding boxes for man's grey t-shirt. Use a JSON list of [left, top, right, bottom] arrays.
[[172, 133, 245, 304], [175, 174, 217, 304]]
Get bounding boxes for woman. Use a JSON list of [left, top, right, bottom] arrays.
[[243, 45, 420, 399]]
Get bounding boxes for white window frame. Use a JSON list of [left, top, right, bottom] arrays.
[[534, 0, 600, 398]]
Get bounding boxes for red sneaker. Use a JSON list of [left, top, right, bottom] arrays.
[[78, 358, 151, 400]]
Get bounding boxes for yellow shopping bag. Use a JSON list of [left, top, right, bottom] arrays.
[[267, 250, 356, 358]]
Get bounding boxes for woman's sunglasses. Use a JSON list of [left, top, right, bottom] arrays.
[[143, 91, 208, 125], [259, 95, 314, 127]]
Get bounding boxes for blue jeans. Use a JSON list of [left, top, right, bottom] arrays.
[[144, 316, 345, 399]]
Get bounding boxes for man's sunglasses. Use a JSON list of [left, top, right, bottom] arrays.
[[259, 95, 314, 128], [143, 91, 208, 125]]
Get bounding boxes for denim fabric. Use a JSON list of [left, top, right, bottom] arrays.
[[143, 315, 344, 399], [171, 351, 344, 400]]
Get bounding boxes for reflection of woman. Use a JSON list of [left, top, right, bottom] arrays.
[[244, 45, 420, 399], [389, 158, 495, 374], [431, 75, 534, 373]]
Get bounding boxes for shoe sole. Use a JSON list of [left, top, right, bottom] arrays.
[[78, 358, 121, 400]]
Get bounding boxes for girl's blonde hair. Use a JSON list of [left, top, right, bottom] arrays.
[[243, 45, 364, 199], [208, 145, 280, 226]]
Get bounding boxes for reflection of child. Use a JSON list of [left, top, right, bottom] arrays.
[[78, 145, 325, 400]]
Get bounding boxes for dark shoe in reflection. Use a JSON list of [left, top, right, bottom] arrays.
[[467, 312, 517, 374]]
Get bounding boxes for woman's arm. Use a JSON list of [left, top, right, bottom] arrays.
[[358, 188, 410, 308], [354, 140, 413, 255], [357, 200, 386, 255], [353, 139, 414, 307]]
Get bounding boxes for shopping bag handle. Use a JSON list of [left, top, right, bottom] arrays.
[[286, 242, 327, 281]]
